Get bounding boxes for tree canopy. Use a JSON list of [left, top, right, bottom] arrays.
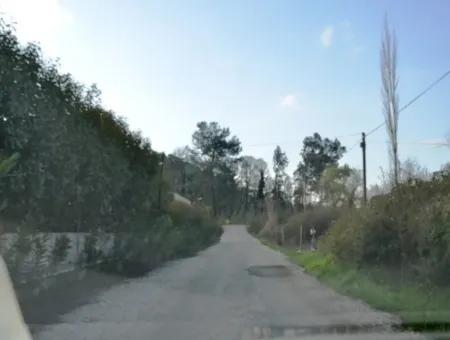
[[319, 165, 361, 207], [190, 121, 242, 216], [192, 121, 241, 162], [295, 133, 346, 193]]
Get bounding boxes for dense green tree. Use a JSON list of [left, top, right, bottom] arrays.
[[0, 20, 225, 281], [192, 121, 241, 215], [319, 165, 361, 207], [256, 169, 266, 212], [192, 122, 241, 162], [236, 156, 268, 213], [272, 146, 288, 203], [0, 21, 160, 231], [294, 133, 346, 200]]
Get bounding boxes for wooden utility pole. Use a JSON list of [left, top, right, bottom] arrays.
[[158, 154, 166, 209], [299, 224, 303, 251], [360, 132, 367, 205]]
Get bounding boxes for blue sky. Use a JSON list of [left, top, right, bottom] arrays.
[[1, 0, 449, 184]]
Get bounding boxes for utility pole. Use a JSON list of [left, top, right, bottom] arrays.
[[360, 132, 367, 205], [158, 153, 166, 209]]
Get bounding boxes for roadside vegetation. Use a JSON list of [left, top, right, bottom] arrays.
[[246, 140, 449, 328], [0, 21, 233, 288], [268, 248, 450, 328], [237, 20, 450, 328], [0, 12, 449, 331]]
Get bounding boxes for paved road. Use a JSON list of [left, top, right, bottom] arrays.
[[35, 225, 420, 340]]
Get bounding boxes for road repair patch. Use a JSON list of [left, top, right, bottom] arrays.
[[247, 265, 291, 277]]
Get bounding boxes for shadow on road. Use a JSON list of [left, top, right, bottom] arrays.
[[18, 269, 125, 334]]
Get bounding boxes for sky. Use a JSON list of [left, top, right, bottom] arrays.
[[0, 0, 449, 185]]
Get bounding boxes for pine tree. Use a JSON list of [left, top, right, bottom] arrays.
[[256, 169, 265, 212]]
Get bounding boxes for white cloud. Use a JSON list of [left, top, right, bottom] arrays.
[[320, 25, 334, 48], [280, 94, 298, 109], [0, 0, 73, 56]]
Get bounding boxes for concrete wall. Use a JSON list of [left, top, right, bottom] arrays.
[[0, 233, 114, 283]]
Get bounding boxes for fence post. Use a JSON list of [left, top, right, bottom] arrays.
[[299, 224, 303, 251]]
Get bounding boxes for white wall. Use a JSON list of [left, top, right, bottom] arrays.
[[0, 233, 114, 282]]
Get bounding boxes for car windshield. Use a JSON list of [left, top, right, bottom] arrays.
[[0, 1, 449, 340]]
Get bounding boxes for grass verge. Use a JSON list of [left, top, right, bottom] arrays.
[[262, 239, 450, 331]]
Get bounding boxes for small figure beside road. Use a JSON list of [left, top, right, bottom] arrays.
[[310, 226, 317, 251]]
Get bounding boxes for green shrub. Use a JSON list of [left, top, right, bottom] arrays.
[[284, 207, 342, 247], [50, 234, 71, 265], [28, 233, 50, 288], [321, 208, 366, 264], [167, 201, 222, 255], [322, 175, 450, 284], [3, 228, 32, 284], [81, 233, 103, 266], [101, 203, 222, 277], [247, 213, 266, 235], [101, 215, 173, 276]]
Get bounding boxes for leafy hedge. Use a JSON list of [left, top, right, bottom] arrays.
[[322, 175, 450, 284], [0, 20, 160, 232], [283, 207, 342, 246], [101, 202, 222, 276], [0, 20, 223, 281]]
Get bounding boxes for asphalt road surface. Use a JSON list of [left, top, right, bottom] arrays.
[[35, 225, 421, 340]]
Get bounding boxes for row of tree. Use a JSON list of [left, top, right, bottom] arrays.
[[169, 121, 360, 222], [0, 21, 228, 281], [0, 14, 428, 236]]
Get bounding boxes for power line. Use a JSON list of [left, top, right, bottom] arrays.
[[366, 122, 385, 137], [343, 140, 448, 158], [346, 140, 361, 153], [246, 140, 298, 148], [246, 69, 450, 151], [357, 69, 450, 196], [246, 132, 362, 148], [400, 69, 450, 113], [365, 140, 450, 147], [366, 69, 450, 137], [335, 132, 362, 138]]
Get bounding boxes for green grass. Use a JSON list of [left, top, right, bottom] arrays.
[[262, 239, 450, 327]]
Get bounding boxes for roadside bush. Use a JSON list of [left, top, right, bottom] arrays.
[[284, 207, 342, 247], [102, 202, 222, 277], [322, 175, 450, 284], [0, 23, 226, 285], [0, 21, 160, 233], [247, 213, 267, 235], [230, 209, 267, 235], [167, 201, 222, 255], [28, 233, 50, 289], [81, 233, 103, 266], [50, 234, 71, 266], [320, 208, 366, 264], [2, 229, 51, 287], [2, 228, 32, 284], [101, 215, 173, 276], [413, 202, 450, 284]]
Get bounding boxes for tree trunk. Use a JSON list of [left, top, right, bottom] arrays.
[[210, 152, 217, 216], [181, 164, 187, 195], [157, 154, 165, 210], [393, 145, 399, 186], [244, 182, 249, 213]]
